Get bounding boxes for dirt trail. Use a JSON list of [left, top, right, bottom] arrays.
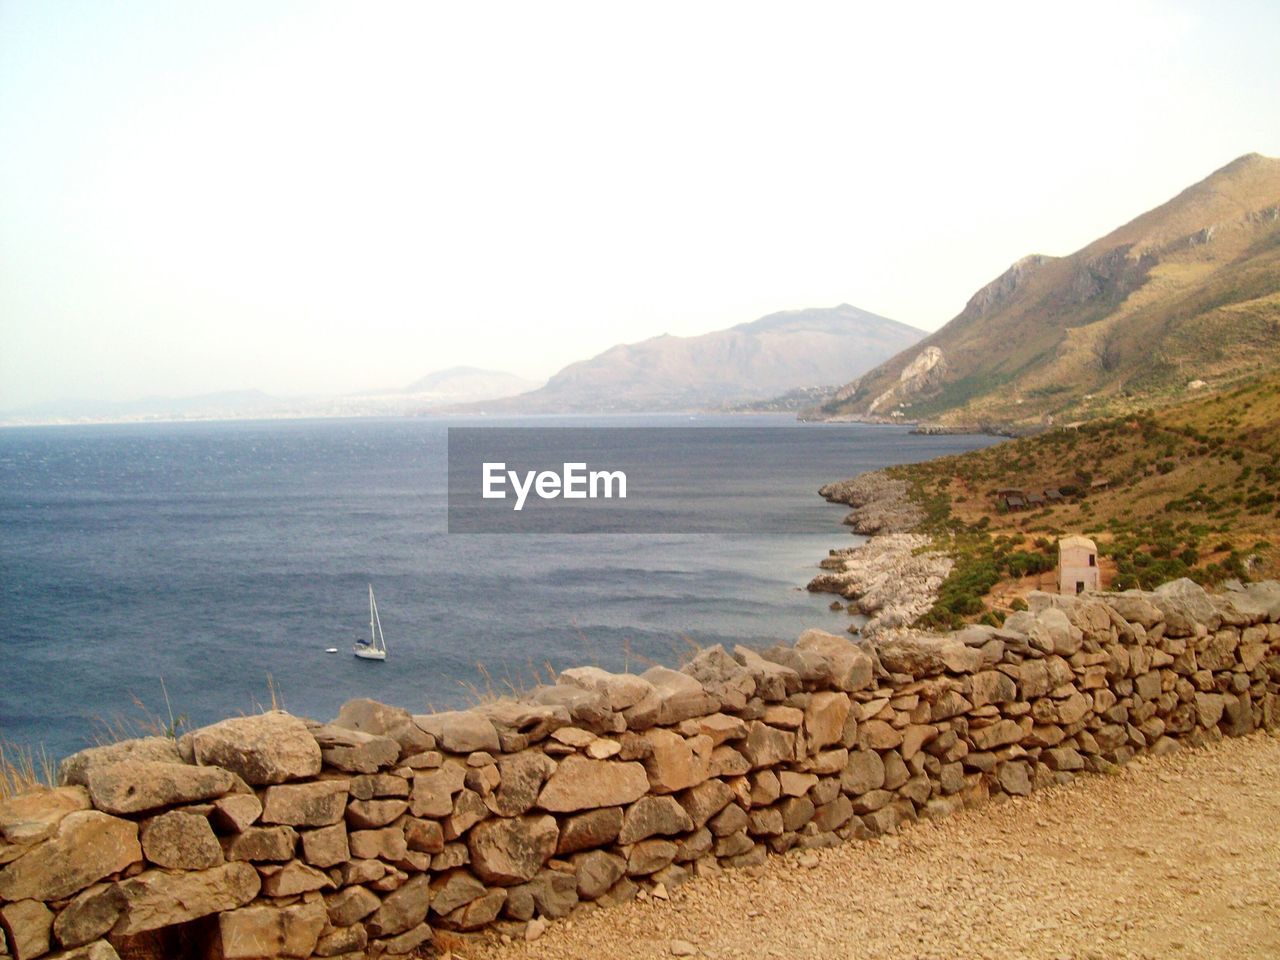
[[469, 732, 1280, 960]]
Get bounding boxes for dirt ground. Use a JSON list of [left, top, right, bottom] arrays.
[[464, 731, 1280, 960]]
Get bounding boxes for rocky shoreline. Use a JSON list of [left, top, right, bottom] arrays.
[[815, 473, 922, 534], [809, 535, 952, 639], [807, 471, 948, 639]]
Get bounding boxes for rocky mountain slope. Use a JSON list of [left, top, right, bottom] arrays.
[[465, 305, 923, 413], [817, 154, 1280, 429]]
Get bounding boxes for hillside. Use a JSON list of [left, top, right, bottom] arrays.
[[818, 154, 1280, 429], [823, 371, 1280, 629], [464, 304, 923, 413]]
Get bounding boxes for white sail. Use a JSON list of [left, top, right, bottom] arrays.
[[354, 584, 388, 660]]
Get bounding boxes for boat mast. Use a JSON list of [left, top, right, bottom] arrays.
[[369, 584, 386, 653]]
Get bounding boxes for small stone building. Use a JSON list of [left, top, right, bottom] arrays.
[[1058, 534, 1099, 595]]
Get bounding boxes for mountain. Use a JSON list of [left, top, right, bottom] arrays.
[[468, 304, 924, 413], [817, 153, 1280, 429], [400, 366, 540, 400], [1, 368, 539, 425], [1, 390, 283, 424]]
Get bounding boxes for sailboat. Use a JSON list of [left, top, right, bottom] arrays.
[[353, 584, 388, 661]]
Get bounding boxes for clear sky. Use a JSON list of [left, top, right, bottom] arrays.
[[2, 1, 1278, 408]]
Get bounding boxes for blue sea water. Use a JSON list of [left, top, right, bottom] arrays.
[[0, 415, 998, 760]]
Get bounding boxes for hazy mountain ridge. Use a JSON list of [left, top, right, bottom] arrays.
[[1, 367, 541, 425], [401, 366, 539, 398], [465, 304, 924, 413], [817, 153, 1280, 428]]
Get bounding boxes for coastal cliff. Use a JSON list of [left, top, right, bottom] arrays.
[[2, 578, 1279, 959], [815, 154, 1280, 430]]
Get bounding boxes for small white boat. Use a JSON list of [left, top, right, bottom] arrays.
[[353, 584, 388, 662], [325, 647, 338, 654]]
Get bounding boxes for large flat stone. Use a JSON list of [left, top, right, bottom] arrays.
[[876, 635, 984, 676], [618, 796, 693, 843], [474, 700, 570, 747], [260, 779, 350, 827], [804, 691, 851, 749], [0, 787, 91, 850], [257, 860, 332, 897], [411, 711, 500, 754], [86, 761, 237, 816], [368, 874, 433, 938], [333, 698, 437, 757], [139, 810, 223, 870], [111, 862, 260, 936], [638, 667, 719, 724], [468, 815, 558, 885], [485, 751, 557, 818], [641, 729, 712, 793], [559, 667, 655, 711], [526, 685, 614, 730], [409, 761, 467, 818], [181, 712, 321, 786], [429, 869, 487, 916], [0, 898, 52, 960], [0, 811, 140, 902], [681, 646, 756, 711], [217, 900, 326, 960], [571, 849, 627, 900], [554, 807, 624, 855], [309, 724, 399, 774], [536, 756, 649, 812], [220, 825, 298, 862], [57, 739, 182, 788], [52, 882, 125, 949], [795, 630, 875, 691], [323, 885, 380, 926], [732, 645, 802, 700], [1152, 578, 1221, 634], [740, 720, 795, 769]]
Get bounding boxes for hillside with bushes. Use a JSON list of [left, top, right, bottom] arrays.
[[876, 371, 1280, 629]]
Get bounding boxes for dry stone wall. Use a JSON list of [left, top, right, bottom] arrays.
[[2, 578, 1280, 960]]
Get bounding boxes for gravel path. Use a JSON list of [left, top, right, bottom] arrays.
[[466, 732, 1280, 960]]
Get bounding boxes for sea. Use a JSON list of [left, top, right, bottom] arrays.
[[0, 415, 998, 760]]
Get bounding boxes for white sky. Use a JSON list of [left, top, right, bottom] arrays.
[[2, 1, 1278, 407]]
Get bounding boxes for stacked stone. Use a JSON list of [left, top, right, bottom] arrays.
[[1, 578, 1278, 960]]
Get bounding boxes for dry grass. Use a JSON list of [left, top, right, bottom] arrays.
[[0, 737, 57, 801], [1, 675, 289, 802], [454, 659, 562, 708], [447, 631, 706, 712], [91, 678, 189, 746]]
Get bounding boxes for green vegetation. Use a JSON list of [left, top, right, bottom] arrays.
[[888, 369, 1280, 627]]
